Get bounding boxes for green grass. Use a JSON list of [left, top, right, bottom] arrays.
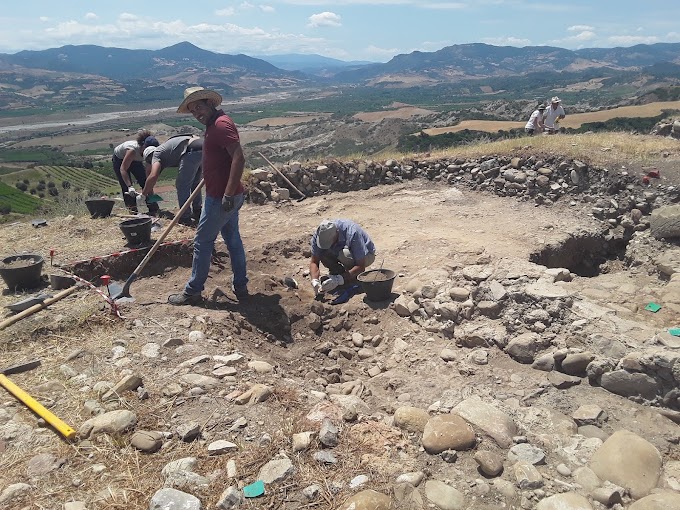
[[0, 165, 120, 197], [0, 181, 41, 214], [39, 166, 119, 193], [0, 147, 69, 165]]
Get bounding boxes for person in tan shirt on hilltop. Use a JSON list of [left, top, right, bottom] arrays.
[[544, 96, 566, 134]]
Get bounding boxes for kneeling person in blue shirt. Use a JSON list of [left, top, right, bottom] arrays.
[[310, 219, 376, 295]]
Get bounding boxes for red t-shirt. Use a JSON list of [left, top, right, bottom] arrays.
[[203, 111, 245, 198]]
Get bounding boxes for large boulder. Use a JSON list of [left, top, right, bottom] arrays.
[[629, 492, 680, 510], [589, 430, 662, 499]]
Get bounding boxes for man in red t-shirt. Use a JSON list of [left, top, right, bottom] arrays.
[[168, 87, 248, 305]]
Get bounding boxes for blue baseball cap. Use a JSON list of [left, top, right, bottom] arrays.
[[144, 136, 159, 147]]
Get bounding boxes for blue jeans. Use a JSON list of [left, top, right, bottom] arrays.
[[184, 194, 247, 295], [176, 151, 203, 220]]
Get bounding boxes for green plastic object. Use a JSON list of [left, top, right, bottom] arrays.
[[243, 480, 265, 498], [669, 328, 680, 337], [147, 194, 163, 203], [644, 302, 661, 313]]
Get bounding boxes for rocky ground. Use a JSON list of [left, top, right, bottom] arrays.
[[1, 146, 680, 510]]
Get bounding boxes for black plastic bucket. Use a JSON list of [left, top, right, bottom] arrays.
[[50, 274, 76, 290], [357, 268, 396, 301], [0, 254, 44, 291], [86, 199, 115, 218], [120, 217, 152, 245]]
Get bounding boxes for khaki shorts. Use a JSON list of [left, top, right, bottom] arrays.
[[338, 248, 375, 268]]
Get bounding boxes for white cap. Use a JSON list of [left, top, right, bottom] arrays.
[[143, 146, 156, 162]]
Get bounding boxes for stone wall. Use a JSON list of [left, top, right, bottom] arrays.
[[247, 156, 679, 232]]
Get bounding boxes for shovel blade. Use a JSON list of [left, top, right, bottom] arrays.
[[111, 275, 137, 303]]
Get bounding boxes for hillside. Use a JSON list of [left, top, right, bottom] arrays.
[[2, 41, 680, 114], [335, 42, 680, 85]]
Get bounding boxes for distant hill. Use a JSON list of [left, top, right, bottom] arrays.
[[0, 42, 310, 91], [258, 53, 375, 76], [2, 41, 680, 112], [334, 42, 680, 85]]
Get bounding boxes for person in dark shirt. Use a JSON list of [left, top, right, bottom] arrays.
[[168, 87, 248, 305]]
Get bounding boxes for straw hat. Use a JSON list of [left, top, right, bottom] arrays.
[[551, 96, 561, 104], [177, 86, 223, 114]]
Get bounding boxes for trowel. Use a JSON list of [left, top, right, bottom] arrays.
[[5, 293, 53, 313]]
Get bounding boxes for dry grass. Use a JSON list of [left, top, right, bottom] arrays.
[[423, 100, 680, 135], [428, 131, 680, 167], [345, 132, 678, 169], [0, 210, 194, 267]]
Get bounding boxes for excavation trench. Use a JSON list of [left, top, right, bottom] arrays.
[[63, 242, 194, 282], [529, 231, 631, 277]]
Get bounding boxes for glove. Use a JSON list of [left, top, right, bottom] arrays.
[[125, 186, 137, 197], [311, 279, 322, 295], [222, 195, 235, 212], [321, 274, 344, 293]]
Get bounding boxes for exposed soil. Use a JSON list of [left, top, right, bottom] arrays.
[[1, 151, 680, 509]]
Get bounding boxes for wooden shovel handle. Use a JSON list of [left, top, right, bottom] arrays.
[[0, 285, 78, 330]]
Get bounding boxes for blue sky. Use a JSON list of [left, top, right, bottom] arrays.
[[0, 1, 678, 62]]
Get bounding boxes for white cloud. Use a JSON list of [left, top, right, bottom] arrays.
[[608, 35, 659, 45], [84, 13, 98, 20], [240, 1, 255, 8], [215, 7, 236, 16], [35, 17, 327, 56], [567, 25, 593, 32], [260, 5, 276, 12], [308, 12, 342, 28], [482, 36, 531, 46], [571, 30, 596, 42], [39, 16, 49, 22], [119, 13, 138, 22]]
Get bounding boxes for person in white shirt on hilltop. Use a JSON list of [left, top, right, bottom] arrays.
[[524, 104, 546, 136], [544, 96, 566, 134]]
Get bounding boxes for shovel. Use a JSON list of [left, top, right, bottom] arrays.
[[112, 179, 205, 302]]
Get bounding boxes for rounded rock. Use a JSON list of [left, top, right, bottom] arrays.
[[130, 430, 163, 453], [422, 414, 476, 454]]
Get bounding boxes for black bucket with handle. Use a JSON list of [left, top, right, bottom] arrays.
[[357, 268, 396, 301], [0, 254, 44, 291], [85, 199, 115, 218], [119, 217, 152, 245]]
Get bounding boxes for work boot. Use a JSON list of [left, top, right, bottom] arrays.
[[168, 292, 203, 306], [191, 207, 202, 222], [178, 216, 195, 227], [233, 285, 249, 301]]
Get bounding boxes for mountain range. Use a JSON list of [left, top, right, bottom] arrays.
[[1, 41, 680, 110]]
